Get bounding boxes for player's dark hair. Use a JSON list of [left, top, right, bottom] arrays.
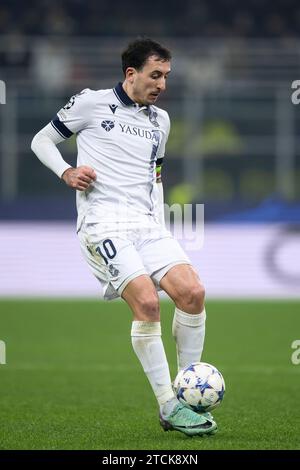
[[122, 38, 171, 75]]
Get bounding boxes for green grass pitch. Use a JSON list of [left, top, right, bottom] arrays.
[[0, 299, 299, 450]]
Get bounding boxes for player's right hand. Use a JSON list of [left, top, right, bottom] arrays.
[[61, 166, 97, 191]]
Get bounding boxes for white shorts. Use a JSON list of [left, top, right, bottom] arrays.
[[78, 219, 191, 300]]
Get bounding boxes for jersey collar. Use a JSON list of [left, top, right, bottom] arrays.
[[113, 82, 135, 106], [113, 82, 150, 113]]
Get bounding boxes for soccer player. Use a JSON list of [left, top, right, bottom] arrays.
[[31, 38, 217, 437]]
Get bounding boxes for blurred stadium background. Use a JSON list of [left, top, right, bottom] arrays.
[[0, 0, 300, 451], [0, 0, 300, 298]]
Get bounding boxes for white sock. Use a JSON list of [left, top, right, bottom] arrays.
[[172, 307, 206, 372], [131, 321, 175, 406]]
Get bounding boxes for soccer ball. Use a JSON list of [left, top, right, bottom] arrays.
[[173, 362, 225, 413]]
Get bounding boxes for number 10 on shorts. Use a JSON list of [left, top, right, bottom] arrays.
[[96, 239, 117, 264]]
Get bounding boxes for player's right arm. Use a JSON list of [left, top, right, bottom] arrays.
[[31, 89, 96, 191]]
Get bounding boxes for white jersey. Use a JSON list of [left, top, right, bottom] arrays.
[[51, 83, 170, 229]]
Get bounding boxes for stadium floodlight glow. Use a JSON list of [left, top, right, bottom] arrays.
[[0, 80, 6, 104]]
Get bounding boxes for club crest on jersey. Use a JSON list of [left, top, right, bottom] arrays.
[[148, 108, 159, 127], [108, 264, 119, 277], [109, 104, 118, 114], [101, 120, 115, 132]]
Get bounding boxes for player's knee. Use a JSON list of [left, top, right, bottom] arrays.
[[182, 283, 205, 313], [136, 295, 160, 321]]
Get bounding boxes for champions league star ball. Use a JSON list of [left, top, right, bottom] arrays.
[[173, 362, 225, 413]]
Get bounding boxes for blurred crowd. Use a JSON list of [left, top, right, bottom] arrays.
[[0, 0, 299, 38], [1, 0, 299, 87]]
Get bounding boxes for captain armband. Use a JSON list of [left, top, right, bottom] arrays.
[[156, 157, 164, 183]]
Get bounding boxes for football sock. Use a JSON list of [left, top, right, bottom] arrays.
[[172, 307, 206, 371], [160, 396, 179, 419], [131, 321, 175, 406]]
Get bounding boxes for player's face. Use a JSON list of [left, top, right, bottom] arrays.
[[131, 56, 171, 105]]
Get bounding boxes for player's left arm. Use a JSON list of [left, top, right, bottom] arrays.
[[155, 111, 170, 226], [156, 162, 165, 226]]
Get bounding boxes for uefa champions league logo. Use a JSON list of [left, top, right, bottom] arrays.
[[0, 340, 6, 364], [62, 90, 87, 110], [0, 80, 6, 104]]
